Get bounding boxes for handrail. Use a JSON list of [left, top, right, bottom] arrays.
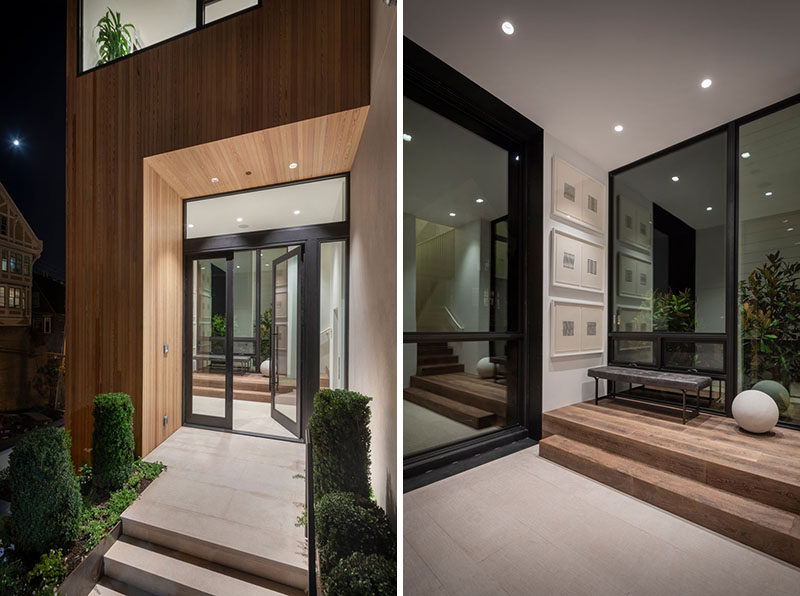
[[305, 428, 317, 596], [320, 327, 332, 337], [442, 305, 464, 330]]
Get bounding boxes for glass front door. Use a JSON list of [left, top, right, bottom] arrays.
[[270, 247, 303, 437], [186, 253, 233, 429]]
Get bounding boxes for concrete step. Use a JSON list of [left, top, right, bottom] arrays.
[[90, 576, 157, 596], [539, 434, 800, 568], [416, 363, 465, 376], [404, 387, 496, 429], [104, 538, 301, 596], [121, 499, 307, 591]]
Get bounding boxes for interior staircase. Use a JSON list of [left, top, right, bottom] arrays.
[[539, 400, 800, 568], [403, 343, 506, 429]]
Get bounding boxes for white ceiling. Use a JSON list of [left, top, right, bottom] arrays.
[[405, 1, 800, 172], [185, 177, 346, 239]]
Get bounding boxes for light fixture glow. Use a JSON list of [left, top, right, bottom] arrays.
[[614, 124, 624, 132], [236, 265, 240, 269], [449, 212, 456, 217], [211, 177, 219, 183], [501, 21, 514, 35], [514, 155, 520, 161], [783, 219, 789, 223], [706, 206, 713, 211], [12, 139, 20, 147], [789, 228, 795, 232], [476, 198, 484, 204], [765, 191, 773, 197], [187, 224, 194, 228], [402, 133, 412, 142], [293, 209, 301, 215], [701, 78, 712, 89], [741, 151, 751, 159], [236, 217, 243, 222], [289, 162, 298, 169], [671, 176, 680, 182]]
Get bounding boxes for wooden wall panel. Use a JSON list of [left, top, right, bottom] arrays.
[[65, 0, 370, 463]]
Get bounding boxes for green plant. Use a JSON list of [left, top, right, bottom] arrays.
[[26, 549, 66, 596], [211, 314, 226, 337], [31, 357, 63, 410], [94, 8, 139, 66], [651, 288, 696, 332], [8, 427, 81, 555], [309, 390, 372, 501], [92, 393, 135, 492], [260, 308, 273, 362], [740, 251, 800, 388], [325, 552, 396, 596], [0, 557, 27, 596], [315, 492, 395, 576]]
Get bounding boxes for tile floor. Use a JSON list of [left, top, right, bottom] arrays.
[[404, 444, 800, 596], [403, 400, 500, 457], [133, 426, 307, 574], [191, 396, 296, 438]]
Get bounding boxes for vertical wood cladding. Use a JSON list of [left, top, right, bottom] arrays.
[[65, 0, 370, 463]]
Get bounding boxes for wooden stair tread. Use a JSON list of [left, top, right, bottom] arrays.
[[417, 363, 465, 375], [404, 387, 495, 429], [539, 434, 800, 567]]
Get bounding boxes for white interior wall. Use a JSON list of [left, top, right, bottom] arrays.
[[695, 225, 725, 332], [543, 133, 608, 411], [205, 0, 257, 24], [402, 214, 417, 388]]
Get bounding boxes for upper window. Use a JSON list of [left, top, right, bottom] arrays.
[[80, 1, 260, 73], [1, 250, 7, 272], [611, 132, 728, 334], [0, 286, 5, 307], [185, 176, 347, 239], [0, 215, 7, 236]]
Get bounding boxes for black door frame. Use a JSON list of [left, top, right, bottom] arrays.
[[270, 245, 304, 437], [181, 174, 350, 442], [402, 39, 544, 478]]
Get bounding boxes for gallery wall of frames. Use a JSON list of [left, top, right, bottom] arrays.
[[608, 95, 800, 429]]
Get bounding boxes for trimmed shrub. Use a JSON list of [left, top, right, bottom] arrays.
[[309, 389, 371, 501], [8, 427, 81, 555], [316, 492, 395, 576], [325, 553, 396, 596], [92, 392, 135, 492]]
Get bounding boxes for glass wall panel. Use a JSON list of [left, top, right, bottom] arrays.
[[185, 177, 346, 239], [738, 102, 800, 426], [320, 242, 346, 390], [204, 0, 258, 24], [611, 133, 727, 335], [403, 97, 508, 333], [82, 1, 195, 71], [611, 338, 655, 366], [403, 340, 518, 458]]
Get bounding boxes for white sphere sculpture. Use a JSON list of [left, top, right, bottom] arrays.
[[260, 359, 270, 377], [732, 389, 779, 434], [476, 357, 495, 379]]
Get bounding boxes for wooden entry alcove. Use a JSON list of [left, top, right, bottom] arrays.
[[140, 108, 367, 457]]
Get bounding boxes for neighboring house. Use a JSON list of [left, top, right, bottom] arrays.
[[31, 274, 66, 356], [0, 182, 43, 412]]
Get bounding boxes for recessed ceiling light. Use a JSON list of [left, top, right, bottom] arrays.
[[293, 210, 301, 215], [211, 177, 219, 183], [476, 198, 484, 203], [741, 152, 751, 159], [765, 191, 773, 197], [187, 223, 194, 228], [671, 176, 680, 182], [449, 212, 456, 217], [514, 155, 520, 161], [706, 207, 713, 211], [236, 217, 243, 222], [614, 124, 624, 132], [289, 162, 298, 169], [403, 133, 412, 142], [783, 219, 789, 223], [236, 265, 240, 269], [789, 227, 795, 232], [701, 78, 713, 89], [501, 21, 514, 35]]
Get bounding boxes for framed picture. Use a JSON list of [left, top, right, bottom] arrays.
[[552, 157, 606, 234], [636, 204, 652, 249], [617, 306, 652, 333], [551, 300, 605, 357], [551, 229, 605, 293], [617, 195, 638, 246], [617, 252, 650, 299]]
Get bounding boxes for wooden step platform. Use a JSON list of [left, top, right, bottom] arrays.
[[540, 400, 800, 567], [417, 363, 465, 376], [410, 373, 507, 418], [404, 387, 496, 428]]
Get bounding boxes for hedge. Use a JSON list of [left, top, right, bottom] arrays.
[[92, 392, 135, 492], [325, 552, 396, 595], [8, 427, 81, 555], [315, 492, 395, 577], [308, 389, 372, 501]]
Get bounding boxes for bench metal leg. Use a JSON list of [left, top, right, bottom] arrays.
[[681, 390, 687, 424], [594, 377, 599, 405]]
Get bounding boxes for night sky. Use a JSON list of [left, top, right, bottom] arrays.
[[0, 5, 67, 280]]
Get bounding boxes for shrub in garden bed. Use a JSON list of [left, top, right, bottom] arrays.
[[92, 392, 135, 492], [315, 492, 395, 576], [326, 552, 396, 596], [8, 427, 81, 556], [309, 389, 372, 501]]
